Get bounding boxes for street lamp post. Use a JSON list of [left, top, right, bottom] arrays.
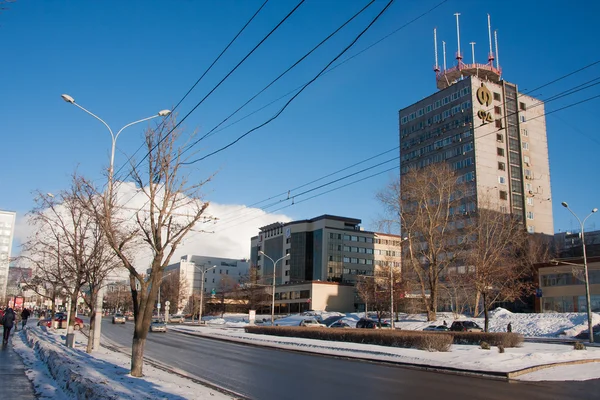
[[561, 201, 598, 343], [194, 265, 217, 323], [259, 251, 289, 325], [61, 94, 171, 351]]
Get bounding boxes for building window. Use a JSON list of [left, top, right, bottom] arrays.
[[212, 278, 215, 283], [286, 238, 290, 244], [520, 115, 526, 123], [286, 249, 290, 254], [496, 133, 503, 142], [527, 211, 534, 220], [498, 176, 506, 184], [524, 155, 531, 165], [527, 197, 534, 205], [226, 270, 229, 275], [522, 142, 529, 150], [520, 102, 527, 111], [497, 148, 505, 157], [498, 162, 506, 171], [285, 270, 289, 276], [527, 226, 534, 233], [495, 119, 503, 128], [493, 92, 501, 101], [499, 190, 508, 200], [522, 129, 528, 137], [285, 260, 289, 265], [494, 106, 501, 115]]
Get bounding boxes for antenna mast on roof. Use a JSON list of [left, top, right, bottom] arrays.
[[442, 40, 447, 70], [487, 14, 495, 64], [494, 29, 500, 71], [433, 28, 440, 72], [470, 42, 476, 64], [454, 13, 462, 63]]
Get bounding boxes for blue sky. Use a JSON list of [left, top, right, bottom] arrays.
[[2, 0, 600, 257]]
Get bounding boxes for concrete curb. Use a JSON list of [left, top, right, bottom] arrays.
[[507, 358, 600, 379], [170, 326, 600, 381]]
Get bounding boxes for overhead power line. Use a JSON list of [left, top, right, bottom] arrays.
[[181, 0, 396, 165]]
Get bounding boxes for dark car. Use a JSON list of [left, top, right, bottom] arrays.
[[356, 318, 392, 329], [574, 324, 600, 340], [329, 320, 353, 329], [450, 321, 483, 332]]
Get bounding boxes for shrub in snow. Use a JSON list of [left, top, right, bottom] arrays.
[[574, 342, 586, 350], [450, 332, 523, 348], [244, 326, 453, 352], [480, 341, 490, 350], [498, 345, 505, 353]]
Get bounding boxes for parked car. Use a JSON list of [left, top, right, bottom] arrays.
[[149, 319, 167, 333], [112, 313, 126, 324], [450, 321, 483, 332], [126, 314, 135, 321], [423, 325, 449, 332], [356, 318, 392, 329], [37, 314, 85, 330], [574, 325, 600, 340], [299, 318, 326, 327], [169, 314, 186, 323], [328, 320, 353, 329], [321, 315, 345, 327]]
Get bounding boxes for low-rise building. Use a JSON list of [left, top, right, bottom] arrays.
[[535, 256, 600, 313], [250, 215, 403, 313]]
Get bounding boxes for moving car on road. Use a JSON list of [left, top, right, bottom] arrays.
[[169, 314, 186, 323], [149, 319, 167, 332], [112, 313, 126, 324]]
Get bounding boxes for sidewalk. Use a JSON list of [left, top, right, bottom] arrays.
[[0, 330, 36, 400]]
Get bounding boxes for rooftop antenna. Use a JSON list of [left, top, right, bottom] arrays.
[[454, 13, 463, 63], [442, 40, 447, 70], [470, 42, 476, 64], [487, 14, 495, 64], [494, 29, 500, 71], [433, 28, 440, 72]]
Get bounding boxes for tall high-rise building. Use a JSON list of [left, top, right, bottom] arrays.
[[399, 15, 553, 234], [0, 210, 17, 301]]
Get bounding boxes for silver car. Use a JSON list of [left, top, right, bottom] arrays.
[[169, 314, 186, 323], [112, 313, 126, 324], [149, 319, 167, 332]]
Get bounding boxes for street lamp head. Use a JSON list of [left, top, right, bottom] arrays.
[[158, 110, 172, 117], [592, 208, 598, 213], [61, 94, 75, 104], [46, 193, 54, 198], [402, 236, 409, 241], [561, 202, 569, 208], [259, 250, 265, 255]]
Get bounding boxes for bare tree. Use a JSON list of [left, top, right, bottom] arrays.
[[79, 115, 212, 377], [463, 202, 536, 331], [237, 265, 270, 312], [20, 187, 114, 348], [216, 275, 237, 317], [377, 163, 469, 321]]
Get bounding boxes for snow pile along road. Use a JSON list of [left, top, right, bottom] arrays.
[[15, 326, 234, 400]]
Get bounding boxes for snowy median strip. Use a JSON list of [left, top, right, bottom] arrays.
[[14, 327, 237, 400], [168, 322, 600, 381]]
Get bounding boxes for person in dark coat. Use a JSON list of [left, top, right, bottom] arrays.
[[21, 308, 31, 329], [2, 308, 16, 345], [507, 322, 512, 333]]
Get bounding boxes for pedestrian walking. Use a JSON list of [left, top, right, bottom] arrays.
[[21, 308, 31, 329], [2, 307, 16, 345], [507, 322, 512, 333]]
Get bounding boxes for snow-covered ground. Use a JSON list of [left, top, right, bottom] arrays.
[[9, 309, 600, 399], [12, 327, 234, 400]]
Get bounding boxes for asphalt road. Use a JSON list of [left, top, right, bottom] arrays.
[[101, 319, 600, 400]]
